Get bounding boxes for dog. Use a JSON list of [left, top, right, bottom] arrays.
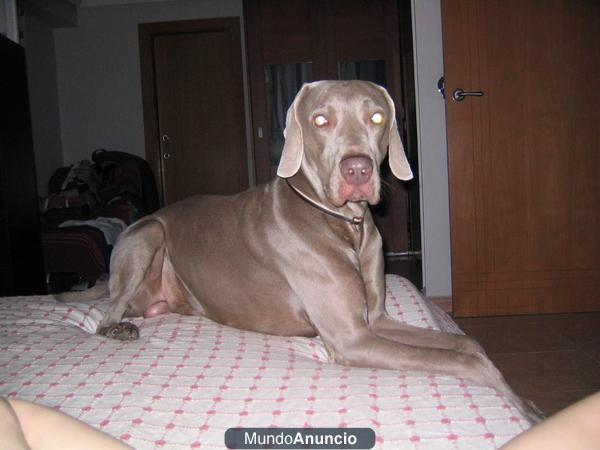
[[61, 80, 541, 422]]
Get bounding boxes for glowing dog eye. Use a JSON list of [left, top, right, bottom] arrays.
[[370, 112, 384, 125], [313, 114, 328, 127]]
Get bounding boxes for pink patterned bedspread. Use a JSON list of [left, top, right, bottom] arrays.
[[0, 275, 529, 449]]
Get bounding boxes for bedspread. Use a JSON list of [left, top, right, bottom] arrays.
[[0, 275, 530, 449]]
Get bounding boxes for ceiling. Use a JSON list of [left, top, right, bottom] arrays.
[[78, 0, 175, 7]]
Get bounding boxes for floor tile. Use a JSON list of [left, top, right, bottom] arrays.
[[491, 350, 600, 395], [453, 312, 600, 417], [384, 281, 600, 418], [525, 390, 597, 416], [461, 323, 577, 354]]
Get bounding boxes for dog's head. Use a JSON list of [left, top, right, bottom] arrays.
[[277, 80, 413, 207]]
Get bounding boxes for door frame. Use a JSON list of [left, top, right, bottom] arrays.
[[243, 0, 419, 257], [138, 17, 245, 205], [244, 0, 407, 186]]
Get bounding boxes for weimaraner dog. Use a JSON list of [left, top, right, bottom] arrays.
[[66, 80, 540, 422]]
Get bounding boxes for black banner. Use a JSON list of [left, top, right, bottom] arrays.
[[224, 427, 376, 449]]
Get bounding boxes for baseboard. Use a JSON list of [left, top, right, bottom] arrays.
[[427, 296, 453, 314]]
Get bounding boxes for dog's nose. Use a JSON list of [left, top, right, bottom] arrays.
[[340, 156, 373, 185]]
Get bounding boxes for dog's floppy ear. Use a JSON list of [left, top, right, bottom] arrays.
[[374, 85, 413, 181], [277, 83, 313, 178]]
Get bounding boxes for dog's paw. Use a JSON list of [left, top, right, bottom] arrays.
[[523, 398, 546, 424], [97, 322, 139, 341], [457, 335, 487, 356]]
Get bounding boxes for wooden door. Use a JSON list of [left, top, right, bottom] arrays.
[[244, 0, 418, 255], [442, 0, 600, 316], [139, 18, 248, 205]]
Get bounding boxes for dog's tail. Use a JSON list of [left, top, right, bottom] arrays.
[[54, 274, 109, 302]]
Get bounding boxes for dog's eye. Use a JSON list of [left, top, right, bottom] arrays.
[[313, 114, 328, 127], [370, 112, 384, 125]]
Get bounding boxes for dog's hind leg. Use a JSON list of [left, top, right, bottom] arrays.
[[96, 219, 166, 340]]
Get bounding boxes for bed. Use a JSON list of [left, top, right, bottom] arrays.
[[0, 275, 531, 449]]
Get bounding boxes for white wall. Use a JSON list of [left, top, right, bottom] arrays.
[[53, 0, 245, 166], [411, 0, 452, 298], [0, 0, 18, 42]]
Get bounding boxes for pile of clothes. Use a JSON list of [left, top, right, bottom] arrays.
[[41, 150, 158, 291]]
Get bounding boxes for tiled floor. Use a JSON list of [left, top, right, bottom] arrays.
[[385, 258, 600, 417], [454, 313, 600, 416]]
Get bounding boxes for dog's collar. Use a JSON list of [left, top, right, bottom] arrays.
[[285, 179, 364, 226]]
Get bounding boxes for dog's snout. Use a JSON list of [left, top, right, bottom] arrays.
[[339, 156, 373, 186]]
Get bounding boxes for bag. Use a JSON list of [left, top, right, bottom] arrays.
[[92, 149, 159, 213]]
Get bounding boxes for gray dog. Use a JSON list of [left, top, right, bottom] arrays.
[[64, 81, 540, 422]]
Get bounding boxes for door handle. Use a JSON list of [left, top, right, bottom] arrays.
[[452, 88, 484, 102]]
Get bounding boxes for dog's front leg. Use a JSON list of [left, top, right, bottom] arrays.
[[370, 315, 486, 354], [308, 271, 542, 423], [357, 224, 484, 354], [319, 317, 542, 423], [304, 277, 488, 385], [316, 314, 488, 384]]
